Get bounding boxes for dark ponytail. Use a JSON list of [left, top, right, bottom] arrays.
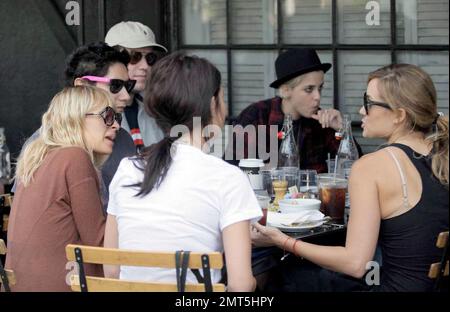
[[132, 137, 178, 196], [132, 52, 221, 196]]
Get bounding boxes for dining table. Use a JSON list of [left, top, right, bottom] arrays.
[[250, 208, 362, 291]]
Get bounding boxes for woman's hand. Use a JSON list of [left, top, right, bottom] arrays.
[[312, 108, 343, 131], [251, 222, 288, 248]]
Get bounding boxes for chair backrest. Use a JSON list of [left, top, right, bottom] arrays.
[[0, 194, 13, 207], [0, 238, 16, 292], [0, 194, 12, 289], [65, 244, 225, 292], [428, 231, 449, 291], [0, 194, 13, 236]]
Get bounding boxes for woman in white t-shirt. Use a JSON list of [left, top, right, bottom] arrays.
[[104, 52, 262, 291]]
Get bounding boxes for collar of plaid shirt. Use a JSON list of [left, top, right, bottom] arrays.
[[266, 96, 313, 149], [234, 96, 342, 172]]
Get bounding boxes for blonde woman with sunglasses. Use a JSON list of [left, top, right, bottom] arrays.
[[5, 86, 120, 291], [252, 64, 448, 292], [11, 42, 137, 210]]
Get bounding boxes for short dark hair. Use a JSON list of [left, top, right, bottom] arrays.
[[64, 41, 130, 86]]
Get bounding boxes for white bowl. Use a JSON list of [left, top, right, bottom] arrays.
[[278, 198, 321, 214]]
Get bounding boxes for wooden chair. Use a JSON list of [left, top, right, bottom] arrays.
[[0, 239, 16, 292], [428, 231, 449, 291], [0, 194, 13, 238], [65, 244, 226, 292]]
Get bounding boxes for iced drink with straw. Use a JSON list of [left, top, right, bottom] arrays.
[[317, 173, 347, 222]]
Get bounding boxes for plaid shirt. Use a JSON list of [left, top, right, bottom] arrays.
[[227, 96, 349, 173]]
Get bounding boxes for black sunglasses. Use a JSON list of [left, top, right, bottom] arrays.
[[363, 92, 392, 115], [81, 76, 136, 94], [109, 79, 136, 94], [129, 51, 159, 66], [85, 106, 122, 127]]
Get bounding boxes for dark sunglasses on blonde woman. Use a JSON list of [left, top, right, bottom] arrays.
[[363, 92, 392, 115], [85, 106, 122, 127]]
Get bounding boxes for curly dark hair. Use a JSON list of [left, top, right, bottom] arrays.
[[64, 41, 130, 86]]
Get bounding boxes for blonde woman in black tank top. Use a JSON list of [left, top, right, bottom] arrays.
[[251, 64, 449, 292]]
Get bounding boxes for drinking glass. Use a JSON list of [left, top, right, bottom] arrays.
[[326, 159, 337, 174], [270, 169, 286, 209], [260, 169, 274, 198], [298, 170, 318, 198], [256, 195, 271, 225], [280, 167, 299, 190], [317, 173, 347, 222]]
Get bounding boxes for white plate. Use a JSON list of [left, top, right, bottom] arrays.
[[267, 220, 325, 232]]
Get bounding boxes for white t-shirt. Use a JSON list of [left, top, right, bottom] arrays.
[[107, 143, 262, 284]]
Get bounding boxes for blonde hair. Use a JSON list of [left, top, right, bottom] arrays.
[[368, 64, 449, 187], [279, 75, 305, 99], [15, 86, 114, 187]]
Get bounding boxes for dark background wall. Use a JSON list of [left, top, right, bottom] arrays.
[[0, 0, 164, 159]]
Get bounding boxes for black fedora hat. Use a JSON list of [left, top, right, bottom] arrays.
[[270, 48, 332, 89]]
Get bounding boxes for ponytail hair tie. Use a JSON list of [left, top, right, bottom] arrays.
[[432, 112, 444, 134], [434, 112, 444, 124], [163, 134, 180, 144]]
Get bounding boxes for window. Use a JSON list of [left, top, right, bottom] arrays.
[[182, 0, 227, 45], [398, 51, 449, 116], [230, 0, 278, 44], [283, 0, 332, 44], [397, 0, 449, 45], [231, 51, 278, 113], [175, 0, 449, 153]]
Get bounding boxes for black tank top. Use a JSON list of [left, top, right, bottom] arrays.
[[375, 143, 449, 291]]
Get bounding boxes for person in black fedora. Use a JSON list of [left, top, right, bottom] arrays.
[[269, 48, 332, 88], [227, 48, 361, 172]]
